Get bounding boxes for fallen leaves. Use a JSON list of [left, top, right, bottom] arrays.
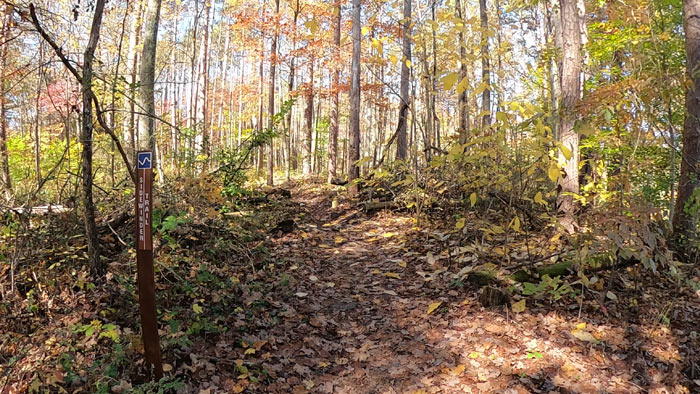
[[570, 324, 599, 343], [8, 180, 700, 394], [512, 299, 526, 313], [427, 301, 442, 315]]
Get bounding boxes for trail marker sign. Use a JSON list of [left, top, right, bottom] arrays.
[[135, 151, 163, 379]]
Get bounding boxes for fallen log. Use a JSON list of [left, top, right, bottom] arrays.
[[330, 177, 348, 186], [3, 205, 71, 215], [468, 253, 641, 285], [364, 200, 397, 212]]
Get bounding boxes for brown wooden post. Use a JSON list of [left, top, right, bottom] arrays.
[[135, 151, 163, 379]]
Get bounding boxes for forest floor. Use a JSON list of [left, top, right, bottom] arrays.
[[1, 179, 700, 393]]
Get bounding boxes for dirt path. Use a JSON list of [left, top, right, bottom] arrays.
[[1, 182, 696, 393], [239, 185, 691, 393]]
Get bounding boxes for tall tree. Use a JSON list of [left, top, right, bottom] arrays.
[[396, 0, 411, 160], [0, 3, 12, 200], [456, 0, 468, 143], [124, 1, 143, 158], [33, 43, 43, 186], [81, 0, 108, 275], [556, 0, 581, 232], [267, 0, 280, 186], [348, 0, 361, 195], [138, 0, 163, 160], [328, 0, 341, 183], [201, 1, 212, 161], [303, 55, 314, 175], [286, 0, 300, 181], [257, 33, 265, 173], [673, 0, 700, 238], [544, 0, 559, 140], [479, 0, 491, 130]]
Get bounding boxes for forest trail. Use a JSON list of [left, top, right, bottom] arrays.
[[221, 182, 689, 394], [1, 180, 697, 393]]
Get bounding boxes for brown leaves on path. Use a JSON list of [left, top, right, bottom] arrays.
[[222, 182, 697, 393]]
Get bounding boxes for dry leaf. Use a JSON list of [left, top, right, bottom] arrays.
[[512, 299, 526, 313], [427, 301, 442, 315]]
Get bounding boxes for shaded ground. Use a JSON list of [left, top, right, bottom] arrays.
[[189, 181, 698, 393], [1, 180, 699, 393]]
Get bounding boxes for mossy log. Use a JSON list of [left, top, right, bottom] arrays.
[[466, 260, 576, 285]]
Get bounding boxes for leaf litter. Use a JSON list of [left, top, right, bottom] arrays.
[[1, 180, 699, 393]]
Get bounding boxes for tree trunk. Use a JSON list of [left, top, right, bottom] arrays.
[[217, 23, 230, 142], [303, 56, 314, 175], [0, 4, 11, 200], [267, 0, 280, 186], [201, 1, 212, 163], [238, 50, 246, 147], [431, 2, 440, 151], [479, 0, 491, 130], [110, 8, 129, 186], [257, 36, 265, 174], [138, 0, 162, 161], [82, 0, 107, 276], [456, 0, 469, 143], [328, 0, 341, 182], [286, 0, 300, 180], [33, 43, 43, 187], [124, 1, 143, 159], [170, 9, 179, 170], [188, 0, 200, 162], [348, 0, 362, 196], [556, 0, 581, 232], [544, 0, 559, 140], [673, 0, 700, 238], [396, 0, 411, 161]]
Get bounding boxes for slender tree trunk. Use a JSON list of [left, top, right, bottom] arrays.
[[544, 0, 559, 140], [313, 86, 321, 173], [420, 37, 433, 161], [303, 56, 314, 175], [479, 0, 492, 130], [0, 4, 11, 200], [110, 8, 130, 186], [257, 38, 265, 173], [556, 0, 581, 232], [328, 0, 341, 182], [267, 0, 280, 186], [456, 0, 468, 143], [673, 0, 700, 238], [125, 1, 143, 158], [217, 23, 230, 136], [209, 17, 222, 151], [286, 0, 300, 180], [201, 1, 212, 163], [396, 0, 411, 161], [431, 2, 440, 151], [138, 0, 162, 163], [238, 53, 245, 147], [188, 0, 200, 163], [170, 10, 179, 170], [348, 0, 361, 195], [82, 0, 107, 276], [33, 43, 43, 186], [495, 0, 504, 117]]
